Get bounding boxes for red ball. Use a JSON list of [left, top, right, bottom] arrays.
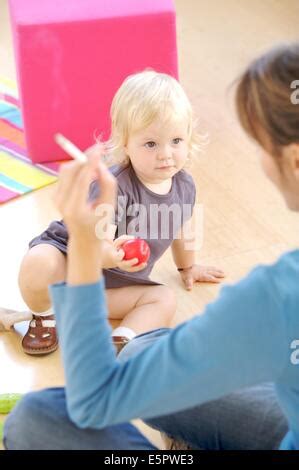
[[121, 239, 150, 266]]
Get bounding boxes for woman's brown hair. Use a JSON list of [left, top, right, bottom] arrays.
[[236, 43, 299, 156]]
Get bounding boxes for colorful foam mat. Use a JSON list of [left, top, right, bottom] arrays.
[[0, 77, 60, 204]]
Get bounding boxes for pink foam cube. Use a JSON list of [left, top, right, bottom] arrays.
[[9, 0, 178, 163]]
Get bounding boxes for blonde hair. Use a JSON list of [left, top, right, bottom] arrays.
[[102, 70, 203, 166]]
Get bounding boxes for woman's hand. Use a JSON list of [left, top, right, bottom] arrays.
[[53, 151, 117, 285], [54, 151, 116, 244]]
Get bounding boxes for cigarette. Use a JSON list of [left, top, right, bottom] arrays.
[[54, 133, 87, 163]]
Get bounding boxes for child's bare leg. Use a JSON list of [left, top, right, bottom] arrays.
[[19, 245, 66, 312], [106, 284, 176, 351], [18, 244, 66, 355]]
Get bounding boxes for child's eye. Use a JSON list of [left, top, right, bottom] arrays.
[[145, 141, 156, 149], [172, 138, 183, 145]]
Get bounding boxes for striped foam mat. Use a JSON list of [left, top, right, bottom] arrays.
[[0, 77, 61, 204]]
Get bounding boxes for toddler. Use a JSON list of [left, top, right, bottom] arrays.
[[17, 70, 225, 355]]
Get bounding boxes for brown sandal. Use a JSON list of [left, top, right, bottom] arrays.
[[22, 314, 58, 355]]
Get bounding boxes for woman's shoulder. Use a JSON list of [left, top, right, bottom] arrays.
[[269, 249, 299, 294], [246, 249, 299, 280], [268, 249, 299, 278], [242, 249, 299, 307]]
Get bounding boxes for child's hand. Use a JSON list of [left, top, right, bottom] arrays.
[[179, 264, 225, 291], [101, 239, 124, 269], [113, 235, 148, 273]]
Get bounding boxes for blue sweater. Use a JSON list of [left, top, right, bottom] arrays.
[[50, 250, 299, 450]]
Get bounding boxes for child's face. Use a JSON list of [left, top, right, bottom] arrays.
[[125, 117, 190, 183]]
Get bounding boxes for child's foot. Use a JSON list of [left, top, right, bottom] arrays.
[[0, 307, 32, 331], [22, 314, 58, 355]]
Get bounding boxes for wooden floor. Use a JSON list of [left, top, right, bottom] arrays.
[[1, 0, 299, 449]]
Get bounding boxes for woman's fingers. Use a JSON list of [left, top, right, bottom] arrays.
[[92, 160, 117, 208], [54, 152, 117, 221], [54, 160, 85, 212], [84, 141, 106, 159], [67, 163, 96, 214]]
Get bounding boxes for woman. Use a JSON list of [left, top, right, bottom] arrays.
[[4, 43, 299, 450]]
